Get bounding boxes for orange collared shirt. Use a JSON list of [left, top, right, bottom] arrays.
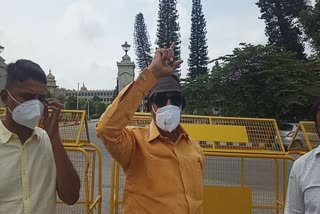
[[97, 69, 204, 214]]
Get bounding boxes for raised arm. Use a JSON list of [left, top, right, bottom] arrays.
[[96, 43, 183, 169], [44, 99, 81, 205]]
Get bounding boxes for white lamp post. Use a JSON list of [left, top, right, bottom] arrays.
[[121, 41, 130, 55]]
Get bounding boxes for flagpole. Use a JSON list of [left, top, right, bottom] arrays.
[[76, 82, 79, 110]]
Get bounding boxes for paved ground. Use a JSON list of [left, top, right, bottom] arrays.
[[88, 121, 112, 214]]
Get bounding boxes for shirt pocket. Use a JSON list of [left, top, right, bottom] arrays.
[[304, 185, 320, 212], [0, 162, 21, 199], [185, 156, 203, 200]]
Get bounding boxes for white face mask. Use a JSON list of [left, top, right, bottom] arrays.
[[153, 105, 181, 133], [6, 91, 44, 130]]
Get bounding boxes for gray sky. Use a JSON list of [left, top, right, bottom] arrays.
[[0, 0, 267, 90]]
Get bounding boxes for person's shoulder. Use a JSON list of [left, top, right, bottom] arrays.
[[127, 125, 150, 137], [293, 148, 318, 169], [127, 125, 149, 131], [34, 127, 50, 142], [189, 138, 203, 153]]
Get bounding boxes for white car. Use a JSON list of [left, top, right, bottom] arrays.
[[278, 123, 298, 149]]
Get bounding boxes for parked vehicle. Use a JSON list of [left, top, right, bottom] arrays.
[[278, 123, 298, 149]]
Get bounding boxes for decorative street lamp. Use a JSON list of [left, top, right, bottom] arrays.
[[121, 41, 130, 55]]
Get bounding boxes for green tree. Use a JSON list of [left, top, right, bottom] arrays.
[[56, 94, 65, 104], [301, 0, 320, 54], [92, 95, 103, 102], [187, 0, 209, 78], [217, 43, 320, 120], [133, 13, 153, 70], [95, 102, 107, 117], [182, 44, 320, 119], [156, 0, 181, 73], [87, 100, 96, 119], [256, 0, 307, 59], [182, 59, 225, 115], [65, 96, 77, 110]]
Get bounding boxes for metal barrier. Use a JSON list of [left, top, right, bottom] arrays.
[[110, 113, 295, 214], [39, 109, 91, 146], [0, 108, 102, 214], [54, 111, 103, 214], [0, 107, 5, 115], [131, 113, 286, 154], [288, 121, 320, 152], [57, 145, 102, 214], [110, 152, 295, 214]]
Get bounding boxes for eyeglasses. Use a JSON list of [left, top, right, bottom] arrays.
[[151, 92, 183, 108]]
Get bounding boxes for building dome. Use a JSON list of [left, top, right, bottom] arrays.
[[47, 70, 55, 80], [81, 83, 87, 91], [47, 69, 57, 88]]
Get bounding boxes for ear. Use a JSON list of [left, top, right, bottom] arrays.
[[146, 100, 152, 112], [182, 95, 186, 110], [0, 89, 8, 106]]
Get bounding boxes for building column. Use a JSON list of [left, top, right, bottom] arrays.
[[117, 41, 135, 93]]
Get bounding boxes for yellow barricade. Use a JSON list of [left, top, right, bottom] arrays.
[[53, 110, 103, 214], [58, 145, 102, 214], [288, 121, 320, 152], [110, 152, 295, 214], [0, 107, 5, 115], [110, 113, 294, 214], [132, 113, 286, 154]]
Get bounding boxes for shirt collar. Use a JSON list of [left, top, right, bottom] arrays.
[[148, 119, 191, 143], [177, 125, 191, 143], [148, 120, 160, 142], [0, 120, 41, 144], [315, 145, 320, 155], [0, 120, 13, 144]]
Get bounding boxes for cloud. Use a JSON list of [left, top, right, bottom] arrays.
[[206, 15, 267, 60], [56, 0, 107, 42], [0, 0, 269, 90]]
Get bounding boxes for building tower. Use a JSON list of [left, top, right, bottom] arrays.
[[117, 41, 135, 94]]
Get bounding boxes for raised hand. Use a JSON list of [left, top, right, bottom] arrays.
[[43, 98, 62, 140], [148, 43, 183, 79]]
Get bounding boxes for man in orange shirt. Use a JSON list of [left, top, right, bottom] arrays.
[[97, 44, 204, 214]]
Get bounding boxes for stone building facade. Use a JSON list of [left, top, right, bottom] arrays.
[[46, 71, 116, 104], [0, 42, 136, 106]]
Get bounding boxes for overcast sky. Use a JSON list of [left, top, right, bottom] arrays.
[[0, 0, 267, 90]]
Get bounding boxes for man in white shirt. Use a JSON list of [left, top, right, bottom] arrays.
[[284, 99, 320, 214], [0, 59, 80, 214]]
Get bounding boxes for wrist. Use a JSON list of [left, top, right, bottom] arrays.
[[49, 133, 61, 144], [147, 65, 160, 79]]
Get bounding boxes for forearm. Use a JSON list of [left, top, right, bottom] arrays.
[[52, 136, 80, 205], [96, 69, 156, 140]]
